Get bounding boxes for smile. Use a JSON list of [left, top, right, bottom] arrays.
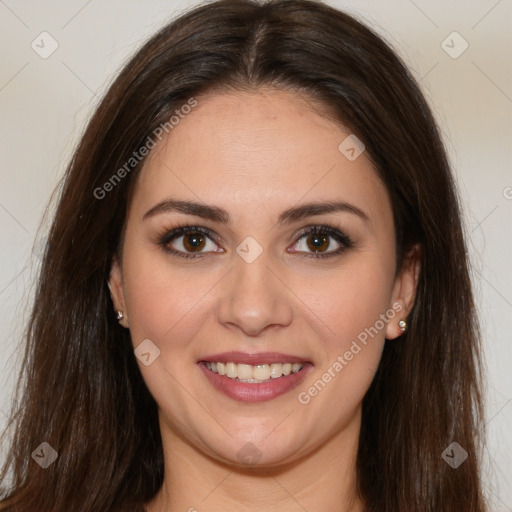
[[203, 361, 304, 382], [198, 359, 313, 403]]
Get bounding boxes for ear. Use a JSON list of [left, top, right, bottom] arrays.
[[385, 244, 420, 340], [108, 255, 129, 328]]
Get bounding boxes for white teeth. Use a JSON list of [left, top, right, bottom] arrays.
[[225, 362, 237, 378], [291, 363, 302, 373], [237, 364, 253, 380], [253, 364, 270, 381], [270, 363, 283, 378], [204, 361, 304, 381]]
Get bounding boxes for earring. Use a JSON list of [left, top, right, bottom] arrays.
[[398, 319, 407, 332], [116, 311, 124, 321]]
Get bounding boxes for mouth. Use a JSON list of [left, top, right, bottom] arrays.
[[197, 352, 313, 403], [202, 360, 305, 382]]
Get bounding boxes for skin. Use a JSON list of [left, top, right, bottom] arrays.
[[109, 87, 419, 512]]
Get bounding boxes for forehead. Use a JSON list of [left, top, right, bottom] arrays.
[[130, 88, 392, 227]]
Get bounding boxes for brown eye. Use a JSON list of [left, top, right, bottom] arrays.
[[305, 233, 330, 253], [181, 232, 207, 252], [160, 225, 222, 259], [289, 225, 353, 259], [169, 230, 219, 255]]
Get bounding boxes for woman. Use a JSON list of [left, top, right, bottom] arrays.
[[0, 0, 487, 510]]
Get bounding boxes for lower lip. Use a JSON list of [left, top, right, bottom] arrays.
[[198, 362, 313, 403]]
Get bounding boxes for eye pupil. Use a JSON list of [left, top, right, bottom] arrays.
[[183, 233, 205, 251], [308, 234, 329, 252]]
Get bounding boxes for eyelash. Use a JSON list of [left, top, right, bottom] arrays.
[[157, 222, 354, 260]]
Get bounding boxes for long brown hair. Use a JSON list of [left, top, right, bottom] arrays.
[[0, 1, 486, 510]]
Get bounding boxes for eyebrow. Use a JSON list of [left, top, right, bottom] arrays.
[[142, 198, 369, 224]]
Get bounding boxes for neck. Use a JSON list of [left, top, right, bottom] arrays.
[[146, 407, 364, 512]]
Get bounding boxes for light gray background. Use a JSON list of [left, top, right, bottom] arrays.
[[0, 0, 510, 509]]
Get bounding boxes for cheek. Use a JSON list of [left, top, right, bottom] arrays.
[[295, 258, 393, 406], [304, 257, 394, 345], [120, 247, 218, 416], [123, 240, 395, 352], [122, 250, 213, 349]]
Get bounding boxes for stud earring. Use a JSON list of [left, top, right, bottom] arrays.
[[116, 311, 124, 321], [398, 319, 407, 332]]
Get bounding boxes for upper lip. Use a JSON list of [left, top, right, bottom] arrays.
[[198, 351, 311, 365]]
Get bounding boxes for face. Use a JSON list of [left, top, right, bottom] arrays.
[[109, 87, 418, 467]]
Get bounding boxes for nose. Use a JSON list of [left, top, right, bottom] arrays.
[[216, 249, 294, 337]]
